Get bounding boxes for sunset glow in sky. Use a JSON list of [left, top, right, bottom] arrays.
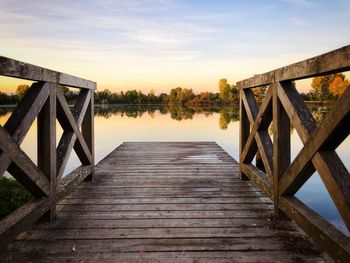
[[1, 0, 349, 93]]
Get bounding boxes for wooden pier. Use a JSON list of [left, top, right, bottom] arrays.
[[2, 142, 328, 262], [1, 46, 350, 262]]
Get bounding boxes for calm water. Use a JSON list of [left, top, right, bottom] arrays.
[[0, 105, 349, 235]]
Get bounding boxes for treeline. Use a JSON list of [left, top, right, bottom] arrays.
[[300, 73, 349, 101], [0, 78, 239, 106], [0, 74, 348, 106]]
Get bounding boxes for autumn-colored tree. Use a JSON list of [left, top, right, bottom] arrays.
[[311, 75, 333, 100], [16, 84, 30, 101], [252, 87, 266, 102], [219, 79, 232, 102], [329, 73, 349, 96]]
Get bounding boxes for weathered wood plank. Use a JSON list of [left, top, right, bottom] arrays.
[[56, 88, 92, 167], [33, 217, 277, 229], [81, 90, 94, 181], [4, 237, 302, 254], [272, 83, 290, 218], [37, 83, 57, 221], [280, 196, 350, 262], [241, 89, 273, 178], [3, 142, 326, 262], [18, 227, 293, 240], [0, 126, 50, 196], [0, 82, 50, 177], [0, 56, 96, 89], [236, 44, 350, 89], [0, 198, 50, 250], [0, 251, 331, 263], [56, 89, 91, 179], [58, 197, 271, 205], [56, 203, 273, 212]]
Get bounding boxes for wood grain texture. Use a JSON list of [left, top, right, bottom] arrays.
[[236, 44, 350, 89], [2, 142, 327, 262], [0, 56, 96, 89]]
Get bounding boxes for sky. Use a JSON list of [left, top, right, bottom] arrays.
[[0, 0, 349, 94]]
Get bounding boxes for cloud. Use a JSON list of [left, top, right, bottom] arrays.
[[283, 0, 311, 6], [288, 17, 311, 26]]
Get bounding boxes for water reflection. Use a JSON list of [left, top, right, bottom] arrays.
[[95, 104, 240, 130], [0, 103, 348, 235]]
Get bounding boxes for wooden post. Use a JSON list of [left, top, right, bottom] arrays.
[[37, 82, 57, 221], [239, 88, 249, 180], [82, 90, 94, 181], [272, 82, 290, 219]]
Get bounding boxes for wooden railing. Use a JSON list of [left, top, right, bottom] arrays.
[[238, 45, 350, 262], [0, 56, 96, 247]]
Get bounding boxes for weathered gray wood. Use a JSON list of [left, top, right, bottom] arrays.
[[5, 238, 306, 254], [2, 142, 326, 262], [241, 164, 272, 198], [0, 197, 50, 250], [279, 86, 350, 196], [239, 89, 250, 180], [56, 165, 94, 201], [236, 44, 350, 89], [56, 88, 92, 168], [0, 126, 50, 196], [0, 250, 326, 263], [241, 89, 273, 178], [56, 89, 91, 179], [0, 82, 50, 177], [277, 82, 350, 230], [37, 83, 57, 221], [18, 227, 295, 240], [280, 196, 350, 262], [238, 45, 350, 262], [0, 56, 96, 89], [241, 87, 273, 166], [34, 217, 276, 229], [272, 84, 290, 218], [82, 90, 94, 181], [56, 203, 273, 212], [58, 196, 271, 204]]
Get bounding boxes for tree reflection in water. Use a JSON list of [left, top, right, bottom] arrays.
[[0, 103, 330, 131], [94, 104, 238, 130]]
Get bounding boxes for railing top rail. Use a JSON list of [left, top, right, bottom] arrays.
[[237, 45, 350, 89], [0, 56, 96, 90]]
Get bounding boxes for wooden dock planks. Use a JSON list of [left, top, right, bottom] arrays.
[[1, 142, 328, 262]]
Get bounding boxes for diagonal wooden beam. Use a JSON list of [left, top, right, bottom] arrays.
[[277, 81, 350, 230], [241, 86, 273, 165], [0, 126, 50, 196], [241, 164, 273, 199], [56, 89, 91, 179], [241, 88, 274, 179], [280, 87, 350, 195], [0, 82, 50, 177], [279, 196, 350, 262]]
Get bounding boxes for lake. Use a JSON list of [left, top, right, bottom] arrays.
[[0, 104, 349, 235]]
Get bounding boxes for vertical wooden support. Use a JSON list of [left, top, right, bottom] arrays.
[[239, 88, 250, 180], [37, 82, 57, 221], [273, 82, 290, 218], [82, 90, 94, 181]]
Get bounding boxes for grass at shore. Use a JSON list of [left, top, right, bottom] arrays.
[[0, 177, 32, 220]]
